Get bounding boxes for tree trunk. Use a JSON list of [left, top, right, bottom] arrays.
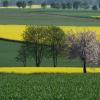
[[52, 44, 57, 67], [53, 57, 57, 67], [35, 57, 41, 67], [36, 63, 40, 67], [23, 61, 26, 67], [23, 47, 27, 67], [83, 59, 87, 73]]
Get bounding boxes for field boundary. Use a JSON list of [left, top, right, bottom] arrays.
[[0, 67, 99, 74]]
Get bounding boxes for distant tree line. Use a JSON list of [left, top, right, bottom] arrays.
[[1, 0, 100, 10], [50, 1, 100, 10], [16, 0, 33, 8], [1, 0, 33, 8], [16, 25, 100, 73]]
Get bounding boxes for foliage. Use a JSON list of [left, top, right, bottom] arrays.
[[16, 1, 22, 8], [81, 1, 90, 9], [46, 26, 65, 67], [23, 26, 50, 67], [18, 26, 65, 67], [21, 1, 26, 8], [61, 3, 67, 9], [92, 5, 98, 10], [28, 0, 33, 8], [66, 2, 72, 9], [73, 1, 81, 10], [41, 2, 47, 9], [66, 31, 99, 73], [50, 3, 61, 9], [0, 0, 100, 10], [3, 0, 9, 7], [16, 1, 26, 8]]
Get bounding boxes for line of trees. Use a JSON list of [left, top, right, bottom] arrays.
[[1, 0, 100, 10], [50, 1, 100, 10], [16, 0, 33, 8], [16, 26, 65, 67], [1, 0, 47, 9], [1, 0, 33, 8], [16, 25, 100, 73]]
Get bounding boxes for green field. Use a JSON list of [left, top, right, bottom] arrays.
[[0, 73, 100, 100], [0, 40, 100, 67], [0, 8, 100, 26], [0, 40, 83, 67]]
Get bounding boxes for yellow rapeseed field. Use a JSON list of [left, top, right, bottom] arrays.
[[91, 16, 100, 19], [0, 25, 100, 41], [0, 5, 50, 9], [0, 67, 99, 74], [0, 25, 25, 41]]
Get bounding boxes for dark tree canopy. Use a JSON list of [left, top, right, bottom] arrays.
[[3, 0, 9, 7]]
